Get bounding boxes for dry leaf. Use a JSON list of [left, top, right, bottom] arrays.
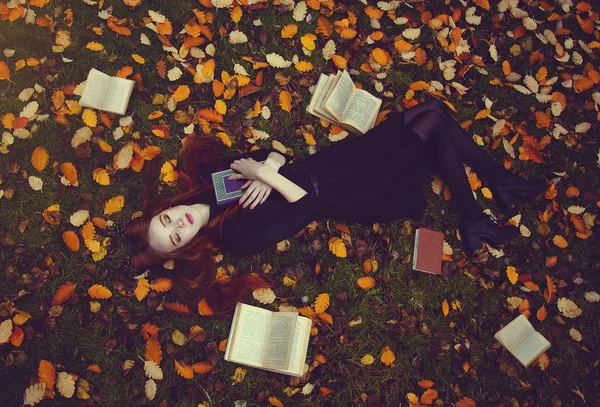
[[314, 293, 330, 314], [357, 276, 376, 290], [380, 346, 395, 366], [88, 284, 112, 299]]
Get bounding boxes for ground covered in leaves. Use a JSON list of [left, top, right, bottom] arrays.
[[1, 0, 600, 406]]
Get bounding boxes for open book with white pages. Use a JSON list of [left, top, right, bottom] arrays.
[[79, 68, 134, 115]]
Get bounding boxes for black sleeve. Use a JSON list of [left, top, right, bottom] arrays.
[[221, 148, 294, 169], [222, 194, 315, 257]]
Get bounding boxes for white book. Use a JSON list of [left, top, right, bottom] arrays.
[[79, 68, 135, 115], [306, 70, 382, 135], [494, 314, 551, 367], [224, 303, 312, 377]]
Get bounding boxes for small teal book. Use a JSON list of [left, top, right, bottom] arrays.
[[212, 168, 246, 206]]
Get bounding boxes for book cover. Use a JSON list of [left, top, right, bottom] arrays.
[[211, 168, 246, 206], [412, 228, 444, 275]]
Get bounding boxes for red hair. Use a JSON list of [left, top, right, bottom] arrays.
[[124, 135, 270, 316]]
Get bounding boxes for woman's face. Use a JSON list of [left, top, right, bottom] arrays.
[[148, 204, 205, 254]]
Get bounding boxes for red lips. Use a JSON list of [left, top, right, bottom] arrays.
[[186, 213, 193, 225]]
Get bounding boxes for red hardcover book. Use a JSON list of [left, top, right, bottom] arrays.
[[412, 228, 444, 275]]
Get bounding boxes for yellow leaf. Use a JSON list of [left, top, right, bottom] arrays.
[[131, 54, 145, 64], [279, 90, 292, 112], [88, 284, 112, 299], [82, 109, 98, 127], [104, 195, 125, 215], [12, 310, 31, 326], [553, 235, 568, 248], [150, 278, 172, 292], [303, 132, 316, 145], [214, 99, 227, 115], [92, 168, 110, 185], [172, 85, 191, 102], [328, 237, 347, 257], [506, 266, 519, 285], [31, 147, 49, 171], [300, 33, 317, 51], [474, 109, 491, 120], [361, 354, 375, 365], [86, 42, 104, 51], [174, 360, 194, 379], [230, 5, 243, 23], [295, 60, 313, 72], [481, 187, 492, 199], [407, 393, 419, 404], [62, 231, 80, 252], [215, 132, 232, 147], [314, 293, 330, 314], [442, 299, 449, 317], [357, 276, 376, 290], [380, 346, 395, 366], [135, 279, 150, 301], [281, 24, 298, 39]]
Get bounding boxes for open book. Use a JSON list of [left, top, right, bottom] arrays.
[[494, 314, 551, 367], [306, 70, 382, 135], [79, 68, 135, 115], [224, 303, 312, 377]]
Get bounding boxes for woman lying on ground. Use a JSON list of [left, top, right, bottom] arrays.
[[110, 99, 547, 315]]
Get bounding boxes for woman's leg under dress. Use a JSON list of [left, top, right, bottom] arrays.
[[404, 100, 512, 183], [404, 109, 486, 222]]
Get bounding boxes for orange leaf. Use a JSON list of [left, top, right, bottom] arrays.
[[87, 364, 102, 373], [0, 61, 10, 80], [172, 85, 191, 102], [502, 60, 512, 76], [9, 326, 24, 347], [536, 305, 547, 321], [104, 195, 124, 215], [98, 140, 113, 153], [544, 275, 557, 302], [268, 396, 284, 407], [371, 48, 391, 65], [141, 323, 160, 340], [535, 111, 551, 128], [538, 352, 550, 370], [316, 16, 333, 37], [191, 361, 214, 374], [60, 162, 78, 184], [456, 397, 477, 407], [116, 66, 133, 78], [381, 346, 395, 366], [197, 107, 223, 123], [197, 299, 214, 316], [417, 380, 434, 389], [279, 90, 292, 112], [545, 256, 557, 268], [357, 276, 376, 290], [145, 337, 162, 364], [174, 360, 194, 379], [150, 278, 172, 292], [314, 293, 330, 314], [81, 221, 95, 241], [552, 235, 568, 248], [318, 312, 333, 324], [420, 389, 438, 405], [52, 281, 77, 305], [62, 231, 80, 252], [38, 360, 56, 394], [88, 284, 112, 299], [107, 20, 131, 36], [164, 301, 192, 315], [474, 109, 491, 120], [473, 0, 490, 9], [320, 387, 335, 396], [31, 147, 49, 171], [281, 24, 298, 38]]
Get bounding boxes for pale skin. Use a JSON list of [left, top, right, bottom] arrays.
[[148, 152, 307, 254]]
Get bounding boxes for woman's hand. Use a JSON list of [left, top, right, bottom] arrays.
[[238, 179, 272, 209], [229, 157, 265, 181]]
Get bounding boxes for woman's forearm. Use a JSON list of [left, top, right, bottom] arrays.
[[257, 165, 307, 203], [264, 152, 286, 172]]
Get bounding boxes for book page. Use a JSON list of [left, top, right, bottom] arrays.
[[510, 331, 551, 367], [314, 75, 341, 123], [226, 304, 273, 368], [342, 89, 382, 134], [323, 70, 355, 122], [277, 316, 312, 377], [306, 74, 328, 115], [263, 313, 298, 369], [494, 314, 535, 350], [102, 77, 134, 115], [79, 69, 111, 109]]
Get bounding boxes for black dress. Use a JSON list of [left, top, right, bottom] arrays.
[[209, 112, 427, 256]]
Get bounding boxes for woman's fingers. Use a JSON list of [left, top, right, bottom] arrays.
[[240, 180, 252, 189], [243, 187, 261, 208], [228, 173, 247, 181], [249, 189, 266, 210], [259, 188, 271, 205]]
